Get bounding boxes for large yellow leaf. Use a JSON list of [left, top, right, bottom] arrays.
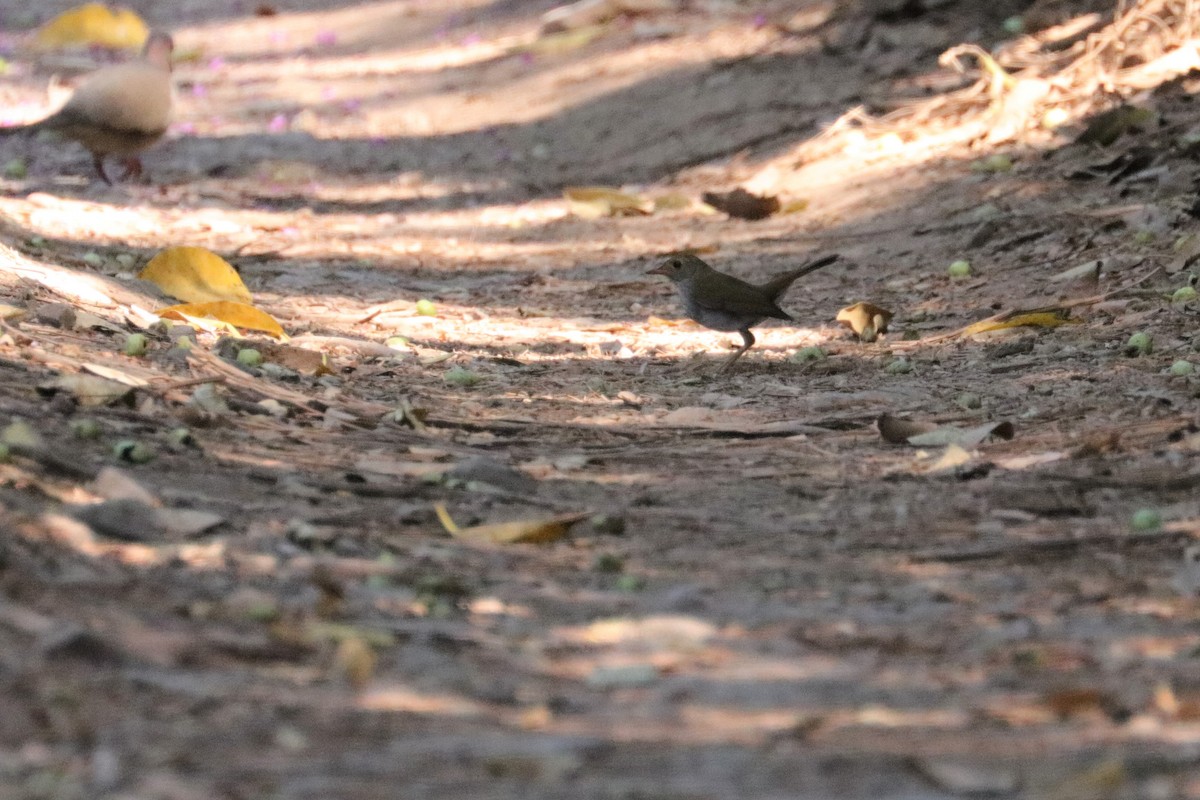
[[140, 247, 252, 305], [960, 307, 1080, 337], [159, 301, 286, 339], [434, 503, 586, 545], [34, 3, 149, 50]]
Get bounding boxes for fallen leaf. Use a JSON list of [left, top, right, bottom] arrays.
[[434, 503, 586, 545], [877, 414, 937, 444], [34, 3, 149, 50], [878, 414, 1015, 447], [700, 188, 780, 220], [42, 374, 136, 406], [334, 637, 376, 691], [959, 307, 1080, 337], [159, 301, 286, 339], [140, 246, 252, 305], [564, 186, 652, 218], [907, 420, 1015, 448], [836, 302, 893, 342], [82, 363, 149, 387]]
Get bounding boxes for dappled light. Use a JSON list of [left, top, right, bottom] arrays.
[[3, 0, 1200, 797]]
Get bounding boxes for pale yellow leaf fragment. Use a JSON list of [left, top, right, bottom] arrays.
[[434, 503, 585, 545], [159, 301, 286, 339]]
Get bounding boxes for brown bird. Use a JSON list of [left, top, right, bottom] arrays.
[[648, 252, 839, 373], [0, 32, 175, 184]]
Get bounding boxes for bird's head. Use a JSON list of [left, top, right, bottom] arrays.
[[143, 31, 175, 71], [647, 253, 706, 283]]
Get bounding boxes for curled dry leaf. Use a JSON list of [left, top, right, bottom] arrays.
[[434, 503, 587, 545], [836, 302, 894, 342], [564, 186, 653, 218], [700, 188, 780, 221], [878, 413, 1015, 447], [959, 306, 1080, 337], [159, 301, 286, 340], [41, 374, 136, 406], [877, 413, 937, 444], [140, 246, 252, 305]]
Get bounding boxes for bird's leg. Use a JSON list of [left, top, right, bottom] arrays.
[[92, 154, 113, 185], [119, 157, 144, 182], [718, 329, 755, 374]]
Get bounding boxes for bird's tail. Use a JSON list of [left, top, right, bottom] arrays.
[[759, 253, 839, 301]]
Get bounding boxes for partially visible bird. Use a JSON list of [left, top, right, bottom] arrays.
[[0, 32, 175, 184], [647, 252, 839, 373]]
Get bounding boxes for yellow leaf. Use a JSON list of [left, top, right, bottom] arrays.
[[564, 186, 652, 218], [960, 307, 1080, 337], [159, 301, 286, 339], [521, 24, 606, 55], [34, 3, 149, 50], [434, 502, 586, 545], [780, 199, 810, 214], [334, 637, 376, 692], [140, 247, 252, 305], [836, 301, 893, 342]]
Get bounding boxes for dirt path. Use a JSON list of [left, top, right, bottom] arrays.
[[1, 1, 1199, 798]]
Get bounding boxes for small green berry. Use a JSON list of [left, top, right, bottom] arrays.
[[70, 418, 102, 439], [444, 366, 481, 387], [1001, 15, 1024, 34], [1126, 332, 1153, 356], [1131, 508, 1162, 531], [885, 358, 913, 374], [790, 346, 828, 363], [415, 299, 437, 316], [384, 335, 409, 349], [168, 427, 196, 447], [948, 259, 971, 278], [3, 158, 26, 179], [236, 348, 263, 367], [1171, 286, 1197, 303], [593, 553, 624, 573], [82, 252, 105, 268], [1169, 359, 1195, 377], [956, 392, 983, 410], [124, 333, 148, 356], [113, 440, 155, 463]]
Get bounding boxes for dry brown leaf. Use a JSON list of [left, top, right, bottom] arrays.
[[877, 413, 937, 444], [700, 188, 780, 221]]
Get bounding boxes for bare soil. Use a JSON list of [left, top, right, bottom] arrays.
[[2, 1, 1200, 798]]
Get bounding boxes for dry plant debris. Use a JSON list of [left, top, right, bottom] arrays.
[[1, 0, 1200, 798]]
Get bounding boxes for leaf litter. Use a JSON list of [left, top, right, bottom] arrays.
[[2, 1, 1200, 797]]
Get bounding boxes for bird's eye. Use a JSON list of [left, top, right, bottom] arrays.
[[669, 259, 682, 270]]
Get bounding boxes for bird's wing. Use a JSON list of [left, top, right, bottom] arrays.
[[693, 269, 791, 320], [61, 63, 173, 134]]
